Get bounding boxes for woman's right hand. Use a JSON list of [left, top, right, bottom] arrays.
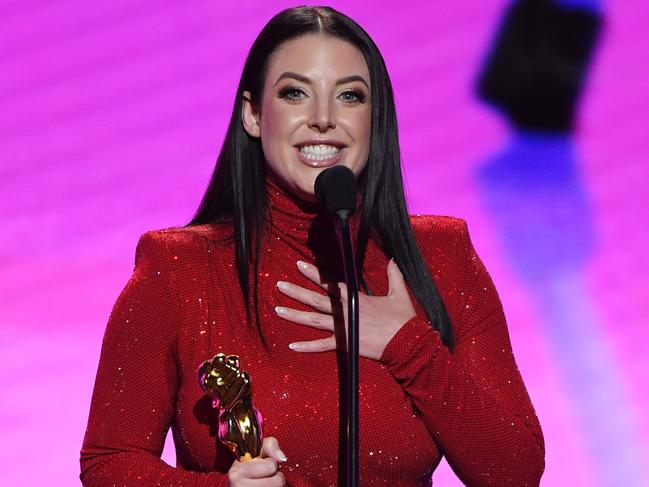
[[227, 436, 287, 486]]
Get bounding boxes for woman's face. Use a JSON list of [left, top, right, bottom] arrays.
[[242, 34, 372, 202]]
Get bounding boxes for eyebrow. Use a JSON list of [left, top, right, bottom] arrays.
[[274, 71, 369, 90]]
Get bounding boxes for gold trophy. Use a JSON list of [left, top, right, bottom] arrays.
[[198, 353, 263, 462]]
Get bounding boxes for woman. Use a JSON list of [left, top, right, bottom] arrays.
[[80, 6, 545, 486]]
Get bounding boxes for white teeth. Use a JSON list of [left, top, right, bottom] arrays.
[[299, 144, 340, 160]]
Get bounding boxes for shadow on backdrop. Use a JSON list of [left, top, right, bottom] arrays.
[[475, 1, 647, 485]]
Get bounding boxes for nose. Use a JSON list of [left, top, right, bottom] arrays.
[[307, 98, 336, 132]]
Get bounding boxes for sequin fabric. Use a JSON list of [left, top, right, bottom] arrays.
[[80, 180, 544, 486]]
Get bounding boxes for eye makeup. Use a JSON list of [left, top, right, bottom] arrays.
[[277, 85, 368, 104]]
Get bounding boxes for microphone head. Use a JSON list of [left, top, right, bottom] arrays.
[[314, 165, 357, 216]]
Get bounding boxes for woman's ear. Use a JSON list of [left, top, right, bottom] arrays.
[[242, 91, 261, 138]]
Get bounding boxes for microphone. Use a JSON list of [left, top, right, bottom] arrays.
[[313, 164, 360, 487], [314, 165, 357, 218]]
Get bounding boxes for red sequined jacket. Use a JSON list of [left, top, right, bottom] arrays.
[[80, 183, 545, 486]]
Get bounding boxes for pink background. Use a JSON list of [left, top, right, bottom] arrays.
[[1, 1, 647, 485]]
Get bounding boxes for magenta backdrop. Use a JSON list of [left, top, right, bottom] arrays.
[[1, 1, 648, 485]]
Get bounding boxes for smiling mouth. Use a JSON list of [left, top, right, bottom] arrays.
[[296, 144, 344, 168]]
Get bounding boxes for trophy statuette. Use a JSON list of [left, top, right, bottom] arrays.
[[198, 353, 264, 462]]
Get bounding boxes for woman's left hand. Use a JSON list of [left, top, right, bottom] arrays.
[[275, 259, 416, 361]]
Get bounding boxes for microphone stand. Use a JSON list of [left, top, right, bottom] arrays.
[[314, 165, 359, 487], [334, 209, 359, 487]]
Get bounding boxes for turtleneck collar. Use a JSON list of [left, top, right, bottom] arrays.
[[264, 176, 362, 279], [265, 176, 323, 232]]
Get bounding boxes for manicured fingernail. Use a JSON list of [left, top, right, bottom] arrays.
[[277, 281, 289, 290], [275, 306, 287, 315], [288, 342, 301, 350], [277, 449, 288, 462], [297, 260, 308, 270]]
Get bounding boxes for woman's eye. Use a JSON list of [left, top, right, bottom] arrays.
[[278, 87, 367, 104], [279, 87, 307, 101], [340, 90, 366, 103]]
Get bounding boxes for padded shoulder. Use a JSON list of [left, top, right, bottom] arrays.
[[133, 223, 232, 270], [150, 223, 233, 242], [408, 214, 469, 254]]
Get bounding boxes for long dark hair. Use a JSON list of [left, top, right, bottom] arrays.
[[187, 6, 454, 350]]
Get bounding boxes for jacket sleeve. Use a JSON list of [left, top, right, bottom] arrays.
[[80, 232, 229, 486], [380, 220, 545, 486]]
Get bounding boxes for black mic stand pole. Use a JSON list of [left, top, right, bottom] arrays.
[[314, 165, 359, 487], [334, 209, 359, 487]]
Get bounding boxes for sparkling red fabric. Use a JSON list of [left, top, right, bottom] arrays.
[[80, 181, 545, 486]]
